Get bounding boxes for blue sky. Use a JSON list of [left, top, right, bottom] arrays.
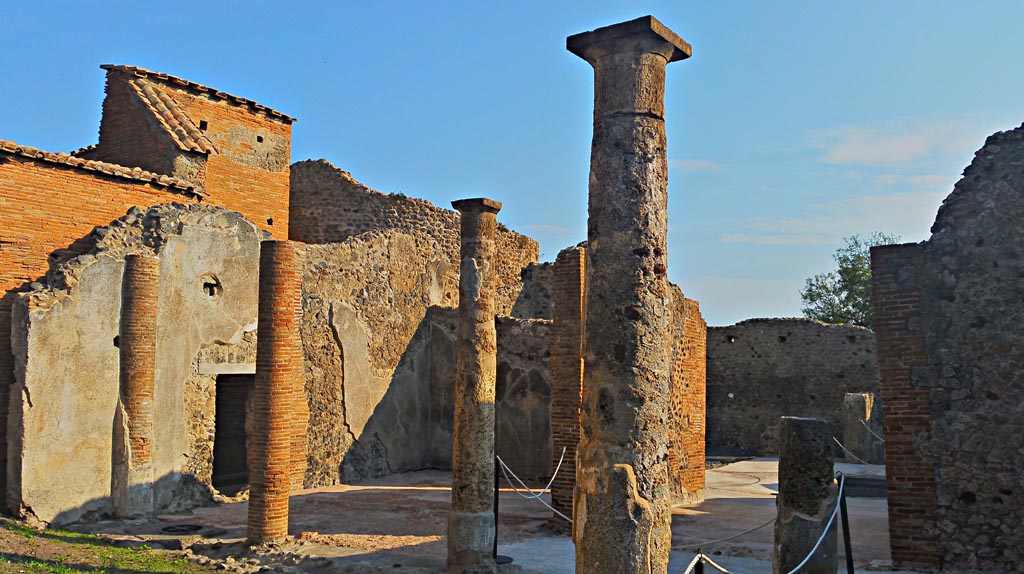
[[3, 1, 1023, 325]]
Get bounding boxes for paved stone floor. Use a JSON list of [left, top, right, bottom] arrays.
[[74, 459, 916, 573]]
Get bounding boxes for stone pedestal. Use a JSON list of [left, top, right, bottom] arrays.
[[773, 417, 838, 574], [247, 240, 305, 545], [842, 392, 884, 465], [447, 198, 502, 574], [113, 254, 159, 517], [567, 15, 692, 574]]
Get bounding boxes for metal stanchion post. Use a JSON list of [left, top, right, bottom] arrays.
[[695, 554, 705, 574], [494, 456, 513, 565], [839, 473, 854, 574]]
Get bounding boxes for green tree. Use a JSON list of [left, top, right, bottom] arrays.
[[800, 232, 900, 329]]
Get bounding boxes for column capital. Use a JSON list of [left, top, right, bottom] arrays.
[[567, 15, 692, 65], [452, 197, 502, 215]]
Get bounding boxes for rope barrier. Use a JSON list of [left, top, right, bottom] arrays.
[[682, 551, 732, 574], [860, 419, 885, 442], [833, 437, 873, 465], [496, 453, 573, 523], [783, 472, 846, 574], [701, 553, 731, 574], [676, 516, 776, 550]]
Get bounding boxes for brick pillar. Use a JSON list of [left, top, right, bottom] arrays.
[[247, 240, 305, 545], [672, 297, 706, 503], [870, 243, 939, 569], [568, 16, 692, 574], [548, 246, 585, 532], [447, 197, 501, 574], [113, 254, 160, 517]]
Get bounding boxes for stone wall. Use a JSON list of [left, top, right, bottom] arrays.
[[288, 159, 539, 302], [706, 318, 879, 455], [8, 204, 264, 525], [871, 123, 1024, 572], [299, 232, 552, 486]]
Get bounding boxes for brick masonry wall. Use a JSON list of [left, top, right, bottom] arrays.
[[0, 155, 201, 512], [248, 240, 305, 544], [870, 243, 939, 570], [706, 318, 879, 455], [669, 295, 706, 503], [548, 246, 585, 528]]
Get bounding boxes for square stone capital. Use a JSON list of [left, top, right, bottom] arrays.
[[567, 15, 692, 64], [452, 197, 502, 215]]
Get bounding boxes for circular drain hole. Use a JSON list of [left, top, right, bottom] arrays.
[[160, 524, 204, 534]]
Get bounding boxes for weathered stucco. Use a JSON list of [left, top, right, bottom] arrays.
[[8, 204, 264, 525], [706, 318, 879, 455]]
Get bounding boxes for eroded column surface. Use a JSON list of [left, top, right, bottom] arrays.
[[773, 417, 838, 574], [567, 15, 691, 574], [447, 198, 502, 574], [113, 254, 159, 517], [247, 240, 304, 545], [841, 393, 884, 465]]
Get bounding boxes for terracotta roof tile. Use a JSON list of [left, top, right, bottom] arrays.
[[0, 138, 204, 197], [70, 144, 97, 157], [102, 64, 297, 123], [128, 77, 217, 154]]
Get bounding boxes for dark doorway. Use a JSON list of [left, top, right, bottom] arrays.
[[212, 374, 253, 495]]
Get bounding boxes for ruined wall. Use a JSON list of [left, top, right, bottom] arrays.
[[0, 148, 203, 512], [871, 124, 1024, 572], [706, 318, 879, 455], [8, 205, 264, 525], [669, 294, 706, 503], [288, 160, 538, 304]]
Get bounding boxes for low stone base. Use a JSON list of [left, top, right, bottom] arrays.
[[447, 510, 496, 574]]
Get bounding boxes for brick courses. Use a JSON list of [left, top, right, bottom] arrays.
[[247, 240, 305, 544], [119, 254, 160, 467], [670, 297, 706, 502], [870, 243, 940, 569], [547, 246, 585, 530]]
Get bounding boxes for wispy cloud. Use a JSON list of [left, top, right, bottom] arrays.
[[523, 224, 572, 234], [809, 116, 996, 168], [669, 158, 725, 173]]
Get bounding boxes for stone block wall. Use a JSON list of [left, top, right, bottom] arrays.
[[706, 318, 879, 455], [871, 124, 1024, 572]]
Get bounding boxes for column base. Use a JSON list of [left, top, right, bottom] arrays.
[[447, 510, 496, 574]]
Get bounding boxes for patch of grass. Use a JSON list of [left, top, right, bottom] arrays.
[[5, 522, 37, 539]]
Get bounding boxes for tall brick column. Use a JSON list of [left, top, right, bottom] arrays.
[[870, 243, 939, 569], [447, 198, 502, 574], [568, 16, 691, 574], [247, 240, 305, 545], [548, 246, 586, 532], [113, 254, 160, 517]]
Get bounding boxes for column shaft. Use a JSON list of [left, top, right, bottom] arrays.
[[247, 240, 305, 545], [448, 198, 502, 574], [568, 16, 691, 574], [114, 254, 160, 517]]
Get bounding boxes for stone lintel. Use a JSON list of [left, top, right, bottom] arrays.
[[452, 197, 502, 214], [567, 15, 692, 63]]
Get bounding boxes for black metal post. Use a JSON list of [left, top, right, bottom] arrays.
[[839, 474, 854, 574], [695, 554, 705, 574], [493, 456, 513, 564]]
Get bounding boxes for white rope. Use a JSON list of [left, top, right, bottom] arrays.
[[681, 553, 703, 574], [496, 454, 573, 523], [682, 552, 732, 574], [701, 553, 731, 574], [496, 448, 566, 501], [861, 419, 885, 442], [676, 516, 776, 550], [833, 436, 872, 465], [783, 473, 846, 574]]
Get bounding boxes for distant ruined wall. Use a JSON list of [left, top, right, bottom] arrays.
[[871, 124, 1024, 572], [8, 204, 264, 525], [706, 318, 879, 455], [288, 160, 539, 308]]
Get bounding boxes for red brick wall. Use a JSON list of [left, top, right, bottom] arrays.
[[247, 240, 305, 544], [548, 246, 585, 530], [0, 155, 202, 511], [674, 297, 706, 499], [119, 254, 160, 467], [870, 243, 940, 569]]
